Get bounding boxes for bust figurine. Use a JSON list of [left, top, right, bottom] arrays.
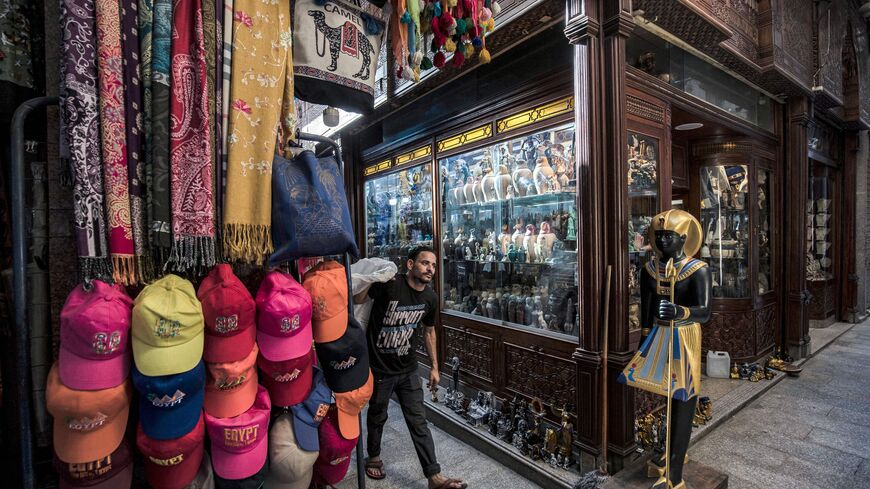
[[523, 224, 537, 262], [537, 221, 558, 261], [512, 221, 525, 251], [617, 209, 712, 489]]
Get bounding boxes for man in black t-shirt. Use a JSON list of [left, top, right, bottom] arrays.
[[354, 246, 466, 489]]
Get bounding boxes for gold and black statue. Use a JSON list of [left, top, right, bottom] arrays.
[[617, 210, 712, 489]]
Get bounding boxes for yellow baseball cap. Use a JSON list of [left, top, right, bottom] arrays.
[[132, 274, 205, 376]]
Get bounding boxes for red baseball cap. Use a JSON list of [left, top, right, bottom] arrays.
[[59, 280, 133, 390], [137, 412, 205, 489], [256, 271, 313, 361], [333, 370, 373, 439], [204, 343, 259, 418], [53, 438, 133, 489], [258, 346, 315, 407], [302, 261, 348, 343], [312, 407, 357, 486], [198, 264, 257, 363], [205, 384, 271, 480]]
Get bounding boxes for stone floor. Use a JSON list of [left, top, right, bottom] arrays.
[[334, 399, 542, 489], [689, 320, 870, 489]]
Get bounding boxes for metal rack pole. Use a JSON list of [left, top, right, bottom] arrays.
[[10, 96, 60, 489], [296, 131, 366, 489]]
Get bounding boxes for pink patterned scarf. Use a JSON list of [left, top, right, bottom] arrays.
[[167, 0, 216, 272], [96, 0, 137, 285]]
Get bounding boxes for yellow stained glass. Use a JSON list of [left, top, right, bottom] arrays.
[[437, 124, 493, 152], [395, 145, 432, 166], [364, 159, 392, 176], [496, 96, 575, 133]]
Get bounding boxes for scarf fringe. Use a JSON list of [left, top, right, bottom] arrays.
[[136, 254, 156, 284], [78, 257, 114, 285], [111, 254, 138, 286], [165, 235, 217, 274], [222, 223, 272, 264]]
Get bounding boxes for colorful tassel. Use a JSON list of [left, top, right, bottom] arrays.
[[434, 51, 446, 68], [452, 51, 465, 67], [444, 38, 457, 52], [479, 48, 491, 64]]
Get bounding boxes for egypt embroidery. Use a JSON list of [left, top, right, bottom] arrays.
[[92, 331, 122, 354], [66, 412, 108, 431], [215, 314, 239, 333], [280, 314, 300, 333], [223, 425, 259, 447], [155, 318, 181, 338], [330, 356, 357, 370], [148, 389, 186, 407], [313, 403, 330, 422], [216, 374, 247, 391], [273, 368, 301, 382], [148, 454, 184, 466]]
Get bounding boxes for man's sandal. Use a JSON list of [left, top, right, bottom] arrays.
[[432, 479, 468, 489], [364, 459, 386, 480]]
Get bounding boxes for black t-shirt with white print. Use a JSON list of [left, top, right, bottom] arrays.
[[366, 274, 438, 376]]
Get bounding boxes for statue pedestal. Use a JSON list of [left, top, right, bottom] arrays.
[[601, 459, 728, 489]]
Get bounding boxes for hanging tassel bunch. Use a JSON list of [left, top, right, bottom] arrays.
[[393, 0, 497, 80]]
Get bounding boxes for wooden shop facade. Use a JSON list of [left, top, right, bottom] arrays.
[[337, 0, 870, 471]]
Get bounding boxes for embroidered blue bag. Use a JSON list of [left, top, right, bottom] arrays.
[[270, 150, 360, 266]]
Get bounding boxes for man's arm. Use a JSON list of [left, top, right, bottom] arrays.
[[353, 290, 369, 304], [424, 325, 440, 387]]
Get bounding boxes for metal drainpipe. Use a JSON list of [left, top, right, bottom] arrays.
[[28, 144, 52, 448], [10, 96, 60, 489]]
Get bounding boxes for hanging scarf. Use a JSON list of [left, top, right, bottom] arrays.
[[203, 0, 218, 243], [96, 0, 136, 285], [223, 0, 296, 263], [150, 0, 173, 263], [219, 0, 233, 260], [168, 0, 216, 271], [121, 0, 149, 282], [60, 0, 112, 282], [139, 0, 154, 259]]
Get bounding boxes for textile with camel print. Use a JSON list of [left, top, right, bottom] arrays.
[[167, 0, 216, 273], [292, 0, 388, 114], [223, 0, 297, 264], [60, 0, 112, 282], [270, 150, 359, 267], [96, 0, 138, 285]]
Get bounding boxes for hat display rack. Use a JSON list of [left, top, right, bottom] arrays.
[[9, 99, 368, 489]]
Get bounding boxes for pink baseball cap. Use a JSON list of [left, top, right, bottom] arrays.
[[204, 343, 259, 418], [205, 384, 271, 480], [198, 264, 257, 363], [312, 407, 357, 486], [256, 271, 313, 361], [59, 280, 133, 390], [258, 346, 315, 407]]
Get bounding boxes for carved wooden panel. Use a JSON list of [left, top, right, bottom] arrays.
[[702, 310, 755, 360], [504, 343, 576, 409], [755, 303, 776, 354], [771, 0, 814, 89], [710, 0, 759, 62], [817, 1, 848, 107], [849, 13, 870, 128], [443, 325, 494, 382], [627, 94, 665, 123]]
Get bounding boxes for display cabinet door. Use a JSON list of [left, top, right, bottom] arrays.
[[627, 130, 661, 335]]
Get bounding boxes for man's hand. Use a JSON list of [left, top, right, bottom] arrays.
[[429, 368, 440, 388]]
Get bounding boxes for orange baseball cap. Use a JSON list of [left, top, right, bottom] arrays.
[[204, 343, 260, 418], [333, 370, 373, 440], [302, 261, 348, 343], [46, 362, 133, 463]]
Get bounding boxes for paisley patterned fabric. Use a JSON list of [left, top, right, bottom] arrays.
[[60, 0, 112, 282], [96, 0, 137, 285], [139, 0, 154, 253], [167, 0, 216, 272], [150, 0, 173, 260], [223, 0, 296, 263]]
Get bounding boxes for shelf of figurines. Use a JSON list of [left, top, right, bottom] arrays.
[[628, 189, 658, 199], [448, 189, 577, 211]]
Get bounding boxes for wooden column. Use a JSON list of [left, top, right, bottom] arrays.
[[785, 97, 812, 358], [840, 130, 859, 322]]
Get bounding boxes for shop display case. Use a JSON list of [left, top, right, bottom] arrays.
[[627, 131, 661, 334], [806, 163, 836, 319], [438, 123, 579, 338], [364, 162, 434, 272]]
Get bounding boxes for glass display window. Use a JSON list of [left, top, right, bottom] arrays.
[[627, 131, 660, 332], [438, 123, 579, 338], [699, 164, 751, 298], [807, 164, 834, 282], [757, 168, 773, 294], [364, 163, 434, 272]]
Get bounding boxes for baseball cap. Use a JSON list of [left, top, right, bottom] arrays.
[[302, 260, 348, 343], [204, 343, 259, 418], [264, 414, 318, 489], [132, 360, 205, 440], [59, 280, 133, 391], [312, 407, 357, 486], [214, 456, 268, 489], [289, 367, 332, 452], [257, 346, 315, 407], [205, 384, 271, 480], [132, 274, 205, 376], [46, 363, 132, 464], [256, 270, 313, 361], [185, 451, 215, 489], [333, 370, 372, 440], [314, 315, 370, 393], [198, 264, 257, 363], [138, 412, 206, 489], [53, 438, 133, 489]]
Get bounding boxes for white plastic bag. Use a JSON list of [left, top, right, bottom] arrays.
[[350, 258, 398, 329]]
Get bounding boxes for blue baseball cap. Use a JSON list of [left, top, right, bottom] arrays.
[[132, 360, 205, 440], [290, 367, 333, 451]]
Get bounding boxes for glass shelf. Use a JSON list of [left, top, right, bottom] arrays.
[[439, 123, 579, 338]]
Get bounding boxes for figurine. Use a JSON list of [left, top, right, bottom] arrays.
[[532, 145, 561, 194], [617, 210, 712, 489], [523, 224, 537, 262], [511, 220, 525, 250], [498, 224, 512, 255], [464, 173, 478, 204], [517, 246, 526, 263], [495, 148, 514, 200], [511, 158, 534, 197], [537, 221, 558, 261], [557, 409, 574, 467], [524, 297, 534, 326], [479, 153, 498, 202]]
